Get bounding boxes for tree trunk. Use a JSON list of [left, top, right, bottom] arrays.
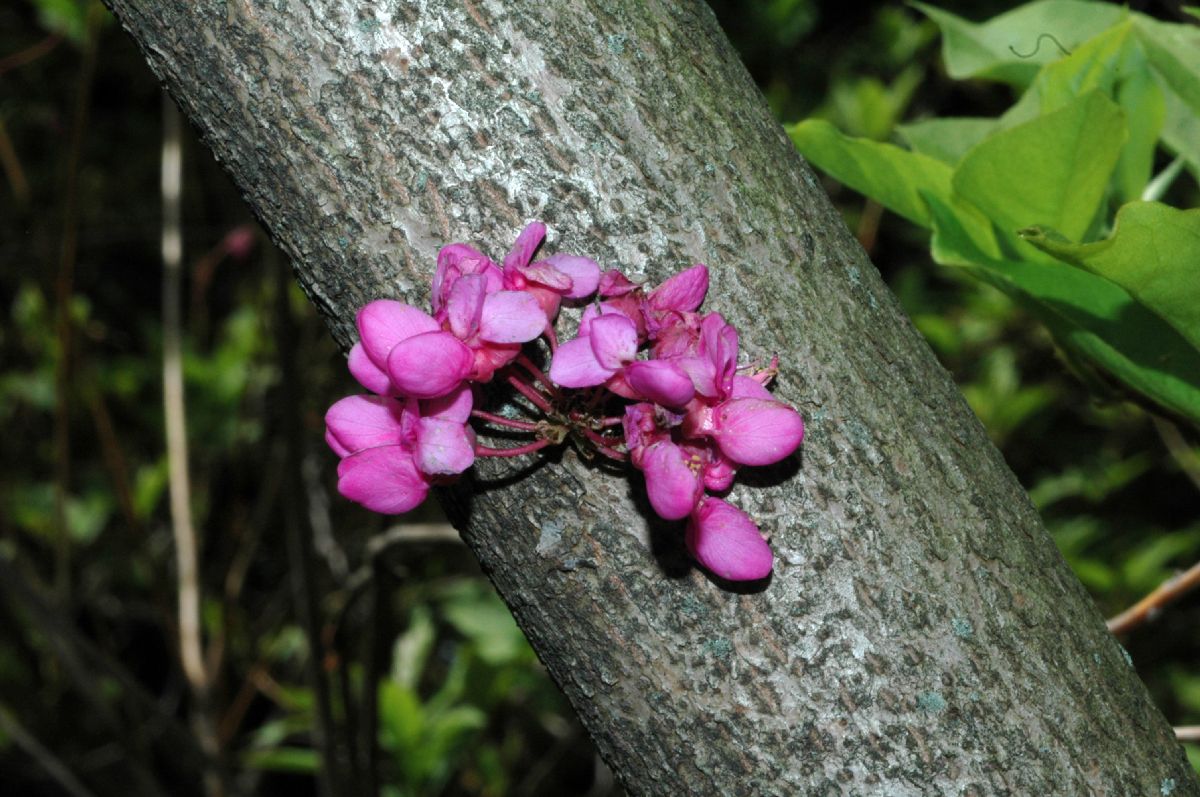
[[102, 0, 1197, 793]]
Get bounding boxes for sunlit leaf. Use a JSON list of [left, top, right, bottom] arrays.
[[1020, 202, 1200, 352], [910, 0, 1127, 87], [927, 194, 1200, 427], [896, 117, 997, 165], [952, 91, 1126, 243]]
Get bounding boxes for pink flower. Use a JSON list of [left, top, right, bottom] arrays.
[[325, 385, 475, 514], [686, 498, 773, 581], [549, 307, 639, 388], [328, 224, 801, 584], [641, 440, 703, 520], [501, 222, 601, 321], [349, 300, 474, 399]]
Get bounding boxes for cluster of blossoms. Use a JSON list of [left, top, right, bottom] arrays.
[[325, 223, 803, 581]]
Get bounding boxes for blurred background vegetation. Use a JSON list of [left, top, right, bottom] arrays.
[[1, 0, 1197, 794]]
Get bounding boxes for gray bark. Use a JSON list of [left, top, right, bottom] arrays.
[[102, 0, 1197, 794]]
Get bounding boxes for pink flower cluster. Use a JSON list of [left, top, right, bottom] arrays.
[[326, 223, 803, 581]]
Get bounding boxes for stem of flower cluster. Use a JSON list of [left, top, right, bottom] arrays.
[[470, 410, 541, 432], [515, 354, 559, 398], [581, 428, 626, 461], [505, 373, 553, 414], [475, 439, 553, 458]]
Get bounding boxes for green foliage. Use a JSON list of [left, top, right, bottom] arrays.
[[910, 0, 1127, 86], [244, 579, 553, 796], [791, 5, 1200, 427], [1020, 203, 1200, 352]]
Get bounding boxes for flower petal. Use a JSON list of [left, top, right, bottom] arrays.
[[545, 253, 601, 299], [325, 394, 405, 455], [479, 290, 546, 343], [648, 264, 708, 312], [447, 273, 486, 340], [700, 313, 738, 398], [337, 446, 429, 514], [503, 222, 546, 271], [642, 441, 701, 521], [598, 269, 638, 297], [672, 356, 718, 398], [471, 342, 521, 382], [624, 360, 696, 407], [731, 375, 775, 400], [421, 383, 474, 423], [520, 260, 573, 291], [548, 336, 612, 387], [434, 244, 502, 310], [414, 417, 476, 475], [713, 398, 804, 466], [386, 331, 473, 398], [356, 300, 440, 368], [588, 314, 638, 370], [686, 498, 772, 581], [348, 342, 396, 395], [702, 457, 737, 492]]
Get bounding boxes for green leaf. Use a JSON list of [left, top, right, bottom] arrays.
[[1020, 202, 1200, 353], [911, 0, 1127, 87], [1134, 15, 1200, 121], [1135, 15, 1200, 181], [391, 606, 435, 690], [28, 0, 90, 43], [1032, 20, 1137, 112], [952, 91, 1126, 243], [243, 747, 319, 774], [442, 589, 527, 667], [927, 194, 1200, 427], [378, 681, 425, 755], [1161, 87, 1200, 183], [824, 65, 923, 140], [895, 117, 997, 165], [1016, 20, 1162, 201], [789, 120, 957, 229]]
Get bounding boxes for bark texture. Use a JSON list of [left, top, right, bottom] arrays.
[[103, 0, 1197, 794]]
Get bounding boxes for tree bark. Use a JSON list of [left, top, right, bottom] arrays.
[[102, 0, 1197, 794]]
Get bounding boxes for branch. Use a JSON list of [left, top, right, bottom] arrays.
[[0, 704, 98, 797], [160, 96, 222, 797], [1108, 560, 1200, 636]]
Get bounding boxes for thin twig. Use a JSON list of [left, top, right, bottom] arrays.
[[161, 96, 223, 797], [855, 197, 883, 255], [0, 703, 99, 797], [0, 117, 31, 204], [0, 32, 62, 78], [85, 388, 141, 536], [0, 556, 184, 795], [274, 247, 341, 797], [1152, 415, 1200, 494], [52, 5, 101, 602], [362, 562, 385, 797], [1108, 560, 1200, 636], [1176, 726, 1200, 743]]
